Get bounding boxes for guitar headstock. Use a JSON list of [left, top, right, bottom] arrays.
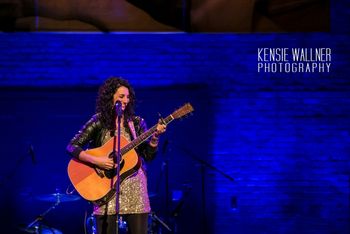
[[172, 103, 194, 119]]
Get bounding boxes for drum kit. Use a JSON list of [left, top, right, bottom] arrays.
[[85, 211, 171, 234], [21, 191, 171, 234], [20, 192, 80, 234]]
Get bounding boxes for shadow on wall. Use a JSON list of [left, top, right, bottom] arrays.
[[0, 0, 329, 32]]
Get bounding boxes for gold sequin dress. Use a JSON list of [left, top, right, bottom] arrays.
[[93, 126, 151, 215]]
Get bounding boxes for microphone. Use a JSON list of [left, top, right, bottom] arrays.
[[115, 100, 123, 117], [28, 145, 36, 164]]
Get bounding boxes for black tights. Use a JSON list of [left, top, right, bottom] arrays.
[[94, 213, 148, 234]]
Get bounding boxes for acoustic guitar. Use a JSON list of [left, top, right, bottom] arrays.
[[67, 103, 194, 205]]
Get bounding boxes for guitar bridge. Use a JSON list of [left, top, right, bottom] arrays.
[[95, 168, 105, 178]]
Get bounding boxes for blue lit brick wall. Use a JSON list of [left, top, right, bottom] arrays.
[[212, 90, 350, 233], [0, 30, 350, 234], [0, 33, 238, 87]]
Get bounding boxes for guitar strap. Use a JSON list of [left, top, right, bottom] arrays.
[[128, 119, 137, 140]]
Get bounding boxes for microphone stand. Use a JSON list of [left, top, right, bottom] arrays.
[[162, 139, 171, 232], [113, 102, 123, 234], [162, 139, 170, 218], [0, 145, 36, 187], [174, 145, 235, 234], [154, 140, 170, 215]]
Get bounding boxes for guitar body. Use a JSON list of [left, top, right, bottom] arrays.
[[67, 136, 141, 203]]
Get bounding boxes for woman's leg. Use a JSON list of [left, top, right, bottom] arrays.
[[94, 214, 117, 234], [124, 213, 149, 234]]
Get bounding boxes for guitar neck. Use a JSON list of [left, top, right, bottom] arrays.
[[121, 114, 174, 155]]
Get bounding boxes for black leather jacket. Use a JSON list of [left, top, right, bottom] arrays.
[[66, 113, 158, 161]]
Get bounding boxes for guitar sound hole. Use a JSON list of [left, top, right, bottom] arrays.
[[104, 159, 125, 179]]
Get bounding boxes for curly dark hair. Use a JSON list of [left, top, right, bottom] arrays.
[[96, 76, 136, 130]]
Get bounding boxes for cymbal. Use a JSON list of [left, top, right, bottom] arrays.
[[35, 193, 80, 202]]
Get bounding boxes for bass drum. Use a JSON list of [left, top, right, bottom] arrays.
[[38, 225, 62, 234]]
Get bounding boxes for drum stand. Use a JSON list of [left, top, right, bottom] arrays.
[[24, 199, 61, 233], [149, 212, 172, 234]]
